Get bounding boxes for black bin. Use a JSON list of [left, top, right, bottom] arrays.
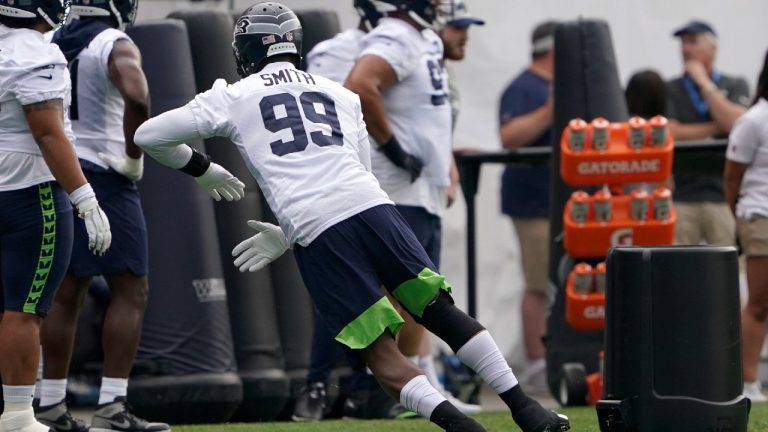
[[597, 246, 750, 432]]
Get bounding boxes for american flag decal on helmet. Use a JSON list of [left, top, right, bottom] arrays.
[[262, 34, 276, 44]]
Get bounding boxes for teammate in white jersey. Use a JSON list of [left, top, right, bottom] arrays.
[[0, 1, 112, 430], [35, 1, 236, 431], [135, 3, 570, 431]]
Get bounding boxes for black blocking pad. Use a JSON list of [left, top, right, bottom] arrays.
[[126, 19, 242, 423]]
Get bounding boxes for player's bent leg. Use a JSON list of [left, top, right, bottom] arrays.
[[385, 290, 424, 357], [360, 333, 485, 432], [412, 291, 570, 432]]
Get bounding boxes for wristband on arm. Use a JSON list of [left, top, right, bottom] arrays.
[[179, 150, 211, 177]]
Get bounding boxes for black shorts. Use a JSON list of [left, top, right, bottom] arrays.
[[0, 182, 73, 317], [69, 161, 148, 277], [294, 204, 451, 350]]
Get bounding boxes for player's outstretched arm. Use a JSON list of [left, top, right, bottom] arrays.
[[232, 220, 290, 272], [134, 106, 245, 201]]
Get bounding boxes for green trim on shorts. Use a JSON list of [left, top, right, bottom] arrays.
[[335, 297, 405, 349], [392, 267, 452, 318], [23, 183, 57, 314]]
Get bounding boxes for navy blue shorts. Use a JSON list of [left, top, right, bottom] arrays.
[[0, 182, 73, 317], [69, 160, 148, 277], [395, 205, 442, 269], [294, 204, 451, 350]]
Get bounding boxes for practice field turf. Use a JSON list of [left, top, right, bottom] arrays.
[[172, 404, 768, 432]]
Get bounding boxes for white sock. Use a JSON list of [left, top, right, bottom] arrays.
[[2, 385, 34, 412], [456, 330, 518, 394], [98, 377, 128, 405], [39, 379, 67, 407], [399, 375, 446, 419], [418, 355, 445, 391]]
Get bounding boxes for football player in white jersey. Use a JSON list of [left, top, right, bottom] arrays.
[[134, 3, 570, 431], [36, 1, 238, 431], [0, 0, 112, 430]]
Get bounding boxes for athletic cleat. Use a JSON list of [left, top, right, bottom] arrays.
[[90, 397, 170, 432], [513, 397, 570, 432], [291, 382, 326, 421], [34, 400, 89, 432]]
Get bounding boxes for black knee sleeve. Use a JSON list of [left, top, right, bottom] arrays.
[[414, 291, 485, 352]]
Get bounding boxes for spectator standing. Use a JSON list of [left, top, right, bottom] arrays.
[[724, 48, 768, 404], [497, 21, 557, 391], [666, 20, 749, 246]]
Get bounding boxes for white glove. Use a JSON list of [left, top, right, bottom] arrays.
[[232, 220, 289, 272], [69, 184, 112, 256], [195, 163, 246, 201], [98, 152, 144, 182]]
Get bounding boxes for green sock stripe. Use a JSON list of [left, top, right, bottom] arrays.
[[335, 297, 405, 349], [23, 183, 57, 314], [392, 267, 452, 318]]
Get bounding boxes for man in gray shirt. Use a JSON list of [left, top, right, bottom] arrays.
[[666, 20, 750, 246]]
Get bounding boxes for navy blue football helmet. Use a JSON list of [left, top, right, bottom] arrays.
[[371, 0, 443, 28], [71, 0, 138, 31], [0, 0, 71, 29], [232, 2, 303, 78], [354, 0, 381, 31]]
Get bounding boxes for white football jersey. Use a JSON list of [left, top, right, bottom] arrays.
[[187, 62, 392, 246], [357, 18, 452, 214], [306, 28, 365, 83], [0, 26, 68, 190], [68, 28, 131, 167]]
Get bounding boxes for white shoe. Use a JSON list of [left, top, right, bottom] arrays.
[[743, 381, 768, 403], [0, 408, 51, 432], [444, 392, 482, 415]]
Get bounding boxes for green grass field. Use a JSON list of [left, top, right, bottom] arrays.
[[173, 404, 768, 432]]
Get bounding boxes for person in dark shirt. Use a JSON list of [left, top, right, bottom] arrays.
[[497, 20, 557, 392]]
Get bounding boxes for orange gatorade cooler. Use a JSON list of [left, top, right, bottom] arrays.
[[593, 188, 612, 222], [652, 187, 672, 221], [568, 118, 588, 152], [569, 190, 590, 224], [573, 263, 594, 294], [649, 115, 669, 147], [627, 116, 647, 150], [595, 262, 607, 293], [629, 188, 649, 221], [590, 117, 610, 152]]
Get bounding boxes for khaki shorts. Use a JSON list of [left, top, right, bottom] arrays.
[[737, 217, 768, 257], [674, 202, 736, 246], [512, 218, 550, 295]]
